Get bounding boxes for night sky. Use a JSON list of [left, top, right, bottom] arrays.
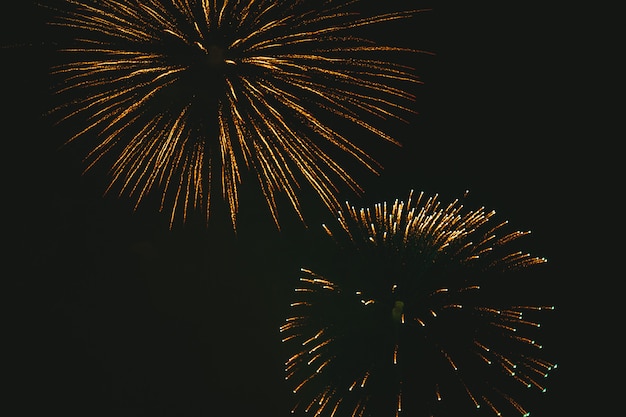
[[4, 1, 595, 416]]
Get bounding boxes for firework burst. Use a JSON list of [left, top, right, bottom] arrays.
[[281, 190, 558, 417], [45, 0, 428, 229]]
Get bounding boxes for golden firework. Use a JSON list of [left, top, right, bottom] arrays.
[[281, 191, 557, 416], [47, 0, 429, 229]]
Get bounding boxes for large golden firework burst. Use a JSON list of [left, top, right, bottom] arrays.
[[47, 0, 429, 229]]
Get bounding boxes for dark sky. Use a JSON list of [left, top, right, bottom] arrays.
[[3, 1, 594, 416]]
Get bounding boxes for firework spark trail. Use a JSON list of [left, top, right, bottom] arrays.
[[282, 191, 557, 417], [46, 0, 429, 229]]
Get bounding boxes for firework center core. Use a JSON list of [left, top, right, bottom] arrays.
[[203, 45, 226, 70], [392, 300, 404, 323]]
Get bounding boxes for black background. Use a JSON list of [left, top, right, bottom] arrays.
[[3, 1, 600, 416]]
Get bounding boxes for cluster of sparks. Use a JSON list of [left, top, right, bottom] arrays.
[[281, 191, 557, 416], [47, 0, 427, 229]]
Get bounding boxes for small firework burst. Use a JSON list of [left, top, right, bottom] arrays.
[[46, 0, 429, 229], [281, 190, 557, 417]]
